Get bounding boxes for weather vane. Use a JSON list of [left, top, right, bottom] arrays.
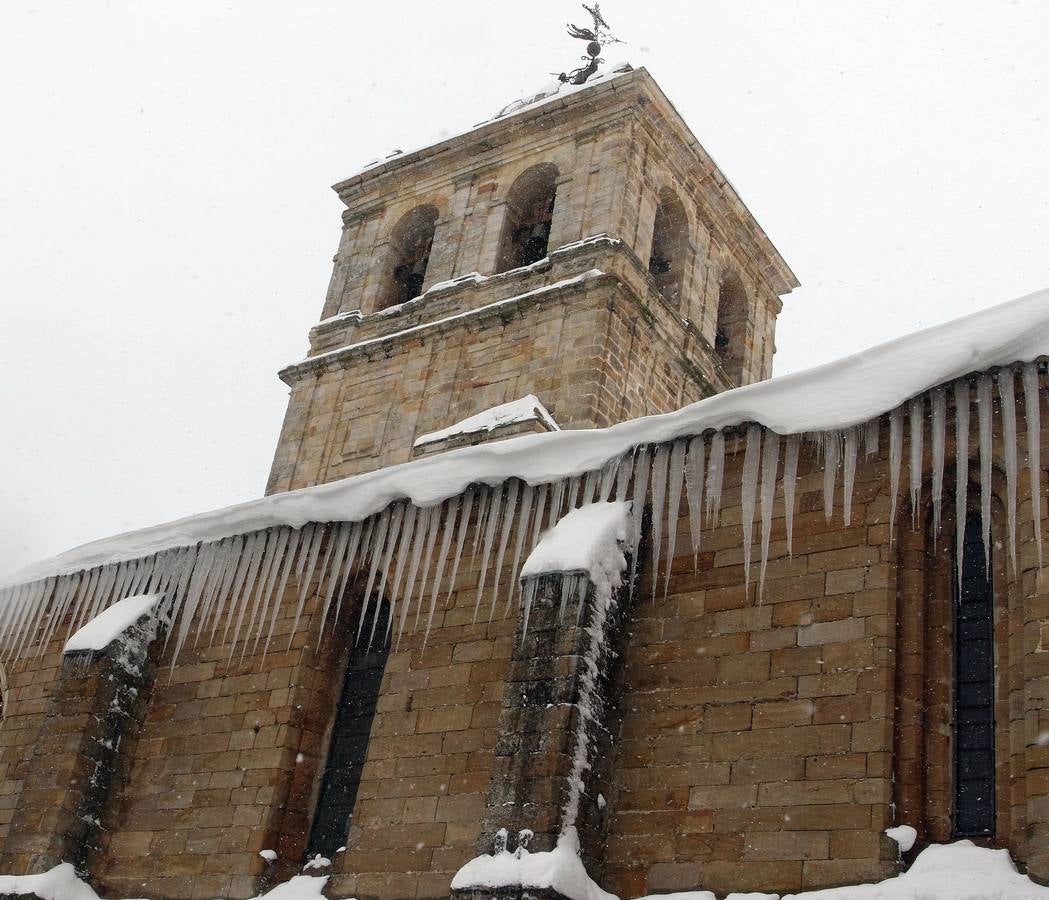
[[556, 4, 623, 86]]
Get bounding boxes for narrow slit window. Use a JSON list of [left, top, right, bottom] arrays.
[[306, 604, 391, 858], [953, 512, 995, 837]]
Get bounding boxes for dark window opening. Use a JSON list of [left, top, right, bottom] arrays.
[[648, 191, 688, 307], [497, 164, 558, 273], [306, 603, 390, 858], [379, 206, 438, 311], [953, 512, 995, 837], [715, 274, 749, 385]]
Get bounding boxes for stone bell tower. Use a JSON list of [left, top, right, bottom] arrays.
[[266, 65, 798, 496]]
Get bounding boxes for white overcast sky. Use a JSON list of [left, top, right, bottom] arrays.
[[2, 1, 1047, 577]]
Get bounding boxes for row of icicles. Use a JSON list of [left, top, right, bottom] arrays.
[[0, 364, 1043, 670]]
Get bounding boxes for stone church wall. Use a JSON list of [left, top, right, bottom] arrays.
[[3, 384, 1048, 898]]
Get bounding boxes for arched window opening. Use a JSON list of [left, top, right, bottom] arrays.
[[306, 602, 391, 858], [379, 206, 438, 311], [497, 164, 558, 273], [648, 190, 688, 307], [953, 511, 995, 837], [715, 273, 749, 383]]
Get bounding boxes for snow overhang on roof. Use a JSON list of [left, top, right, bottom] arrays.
[[7, 287, 1049, 588]]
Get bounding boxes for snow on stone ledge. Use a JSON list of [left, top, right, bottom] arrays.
[[63, 594, 161, 653], [521, 501, 631, 596], [8, 287, 1049, 586], [450, 827, 616, 900], [414, 394, 560, 448]]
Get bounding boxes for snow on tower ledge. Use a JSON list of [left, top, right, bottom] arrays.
[[414, 394, 560, 449], [6, 287, 1049, 587]]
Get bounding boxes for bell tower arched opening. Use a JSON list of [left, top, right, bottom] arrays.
[[496, 163, 558, 273]]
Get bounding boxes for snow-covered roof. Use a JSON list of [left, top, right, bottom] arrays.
[[7, 287, 1049, 587], [414, 395, 560, 448], [348, 63, 635, 180]]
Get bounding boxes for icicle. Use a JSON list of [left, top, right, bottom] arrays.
[[954, 379, 971, 591], [930, 388, 947, 541], [398, 506, 431, 643], [648, 444, 670, 602], [412, 505, 442, 633], [313, 524, 351, 646], [864, 417, 880, 458], [242, 528, 290, 661], [424, 498, 459, 649], [473, 488, 491, 556], [598, 457, 619, 502], [358, 510, 391, 645], [908, 397, 925, 529], [823, 430, 840, 523], [530, 483, 548, 551], [506, 484, 534, 616], [489, 482, 520, 622], [473, 487, 503, 623], [843, 428, 858, 527], [783, 434, 800, 557], [171, 542, 219, 664], [222, 532, 265, 646], [740, 425, 762, 590], [978, 374, 994, 569], [758, 429, 779, 599], [1023, 363, 1043, 567], [583, 469, 600, 505], [207, 534, 246, 645], [685, 435, 705, 572], [447, 486, 475, 600], [329, 519, 365, 632], [548, 479, 566, 529], [629, 449, 652, 592], [566, 476, 581, 513], [705, 431, 725, 526], [520, 578, 538, 641], [999, 369, 1019, 574], [615, 450, 633, 500], [258, 526, 301, 656], [387, 505, 419, 643], [663, 440, 686, 598], [889, 407, 904, 538]]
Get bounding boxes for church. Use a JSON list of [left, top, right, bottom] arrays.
[[1, 55, 1048, 900]]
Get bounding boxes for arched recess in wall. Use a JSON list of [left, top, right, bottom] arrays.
[[715, 272, 749, 384], [648, 188, 688, 308], [377, 205, 439, 311], [893, 479, 1015, 849], [305, 599, 391, 858], [496, 163, 559, 273]]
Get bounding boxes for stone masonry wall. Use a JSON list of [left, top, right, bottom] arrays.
[[2, 380, 1049, 899]]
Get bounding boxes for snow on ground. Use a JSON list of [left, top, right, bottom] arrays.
[[0, 864, 110, 900], [414, 394, 560, 447], [63, 594, 160, 653], [249, 875, 330, 899], [783, 840, 1049, 900], [451, 827, 617, 900], [7, 287, 1049, 586]]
